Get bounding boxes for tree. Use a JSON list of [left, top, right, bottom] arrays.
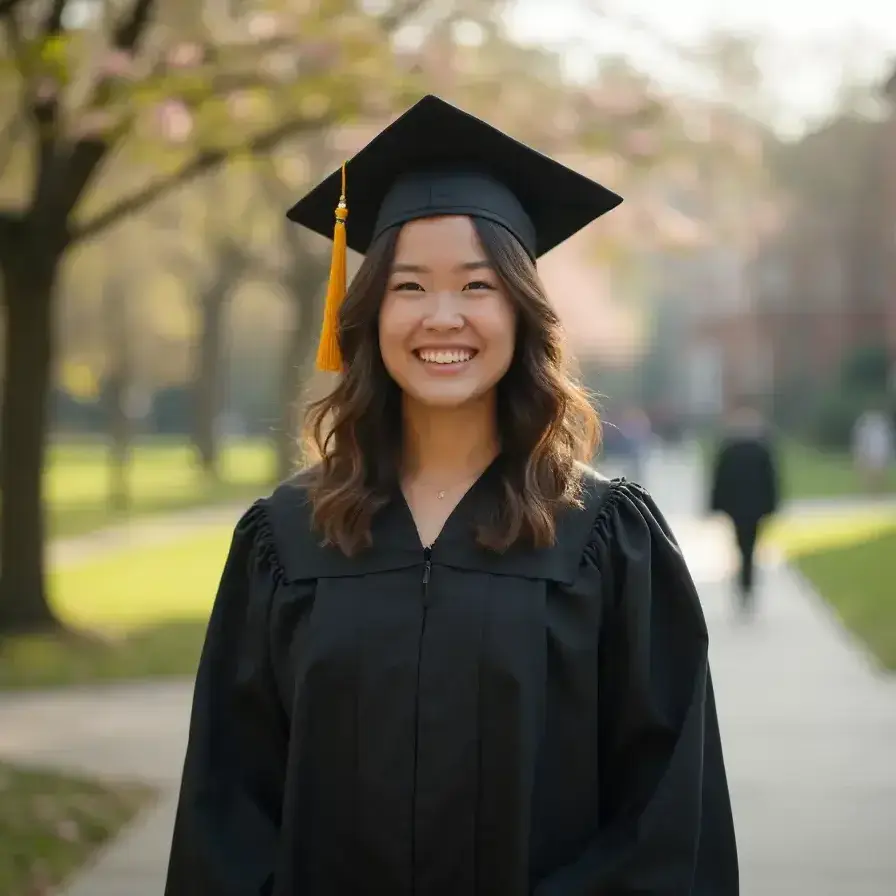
[[0, 0, 442, 632], [101, 266, 137, 513], [165, 164, 275, 479], [257, 146, 333, 479]]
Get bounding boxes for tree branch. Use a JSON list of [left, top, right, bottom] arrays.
[[50, 0, 439, 240], [379, 0, 430, 33], [72, 110, 334, 242], [42, 0, 67, 35], [0, 0, 26, 17], [1, 7, 60, 216], [112, 0, 155, 47], [42, 0, 158, 222]]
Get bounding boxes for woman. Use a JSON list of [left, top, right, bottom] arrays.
[[165, 96, 738, 895]]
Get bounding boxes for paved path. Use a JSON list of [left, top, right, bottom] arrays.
[[50, 501, 248, 568], [1, 447, 894, 895], [0, 681, 188, 896]]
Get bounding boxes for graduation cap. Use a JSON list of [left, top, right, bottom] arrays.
[[287, 94, 623, 373]]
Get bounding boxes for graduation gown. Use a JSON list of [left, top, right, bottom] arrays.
[[165, 465, 738, 895]]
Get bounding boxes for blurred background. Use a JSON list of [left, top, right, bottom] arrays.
[[0, 1, 895, 894]]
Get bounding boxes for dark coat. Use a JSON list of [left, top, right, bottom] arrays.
[[710, 433, 780, 524]]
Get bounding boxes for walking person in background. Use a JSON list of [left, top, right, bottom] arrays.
[[851, 404, 894, 495], [710, 402, 780, 617]]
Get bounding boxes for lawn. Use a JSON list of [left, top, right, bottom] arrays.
[[0, 761, 155, 896], [765, 509, 896, 671], [777, 440, 896, 500], [0, 525, 234, 690], [38, 436, 277, 538], [700, 436, 896, 501]]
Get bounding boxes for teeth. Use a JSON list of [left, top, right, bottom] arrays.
[[417, 349, 474, 365]]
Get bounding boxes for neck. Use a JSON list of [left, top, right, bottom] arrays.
[[402, 394, 499, 484]]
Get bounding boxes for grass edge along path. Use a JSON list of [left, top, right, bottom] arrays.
[[765, 509, 896, 672], [0, 760, 156, 896], [7, 437, 277, 540], [0, 524, 236, 690]]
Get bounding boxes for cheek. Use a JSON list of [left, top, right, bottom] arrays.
[[477, 299, 517, 359], [378, 299, 414, 363]]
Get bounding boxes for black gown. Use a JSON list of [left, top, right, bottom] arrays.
[[165, 465, 739, 895]]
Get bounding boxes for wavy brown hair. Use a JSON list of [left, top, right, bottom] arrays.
[[302, 217, 601, 555]]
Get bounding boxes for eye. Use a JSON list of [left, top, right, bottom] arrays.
[[463, 280, 495, 292], [392, 281, 425, 292]]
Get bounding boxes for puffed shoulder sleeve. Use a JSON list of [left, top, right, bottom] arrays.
[[536, 482, 739, 895], [165, 499, 289, 896]]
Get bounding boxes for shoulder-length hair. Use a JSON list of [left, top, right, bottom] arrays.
[[302, 217, 600, 555]]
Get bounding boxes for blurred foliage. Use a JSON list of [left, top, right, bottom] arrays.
[[0, 3, 781, 439], [840, 344, 891, 393], [806, 345, 893, 451], [807, 389, 879, 452]]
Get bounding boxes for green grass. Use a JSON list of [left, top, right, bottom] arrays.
[[778, 440, 896, 500], [700, 436, 896, 501], [40, 436, 277, 538], [0, 526, 234, 690], [765, 509, 896, 671], [0, 761, 155, 896]]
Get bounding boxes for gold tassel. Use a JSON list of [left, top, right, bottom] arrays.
[[315, 162, 348, 373]]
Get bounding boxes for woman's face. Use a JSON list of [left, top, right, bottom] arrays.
[[378, 216, 517, 409]]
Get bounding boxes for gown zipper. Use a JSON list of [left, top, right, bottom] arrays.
[[411, 545, 433, 892]]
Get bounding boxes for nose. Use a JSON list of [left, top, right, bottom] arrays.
[[422, 292, 464, 331]]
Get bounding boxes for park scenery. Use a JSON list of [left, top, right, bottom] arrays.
[[1, 1, 896, 894]]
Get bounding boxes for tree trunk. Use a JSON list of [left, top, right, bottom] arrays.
[[192, 288, 228, 480], [104, 282, 132, 513], [0, 242, 60, 632]]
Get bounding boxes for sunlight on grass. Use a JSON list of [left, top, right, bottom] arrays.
[[764, 509, 896, 558], [45, 438, 273, 506], [795, 529, 896, 671], [1, 526, 236, 689], [28, 437, 276, 538], [765, 508, 896, 672], [50, 526, 234, 630]]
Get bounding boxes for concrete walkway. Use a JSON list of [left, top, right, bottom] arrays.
[[1, 449, 894, 895], [50, 501, 248, 568], [0, 681, 188, 896]]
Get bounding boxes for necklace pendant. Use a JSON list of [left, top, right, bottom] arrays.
[[437, 490, 446, 500]]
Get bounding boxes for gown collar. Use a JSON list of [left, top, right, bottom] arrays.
[[264, 461, 613, 586]]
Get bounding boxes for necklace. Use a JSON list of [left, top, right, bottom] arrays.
[[437, 490, 446, 500]]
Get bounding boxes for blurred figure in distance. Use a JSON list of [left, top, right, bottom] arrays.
[[709, 401, 780, 618]]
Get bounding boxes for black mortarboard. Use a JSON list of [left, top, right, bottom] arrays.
[[287, 94, 623, 371]]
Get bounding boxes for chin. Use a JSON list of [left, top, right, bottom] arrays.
[[404, 382, 491, 410]]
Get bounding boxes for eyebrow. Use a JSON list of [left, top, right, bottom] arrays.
[[390, 261, 492, 274]]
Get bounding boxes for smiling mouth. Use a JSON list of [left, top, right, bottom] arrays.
[[414, 348, 478, 365]]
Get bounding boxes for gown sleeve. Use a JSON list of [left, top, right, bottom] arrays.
[[535, 482, 739, 895], [165, 500, 289, 896]]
